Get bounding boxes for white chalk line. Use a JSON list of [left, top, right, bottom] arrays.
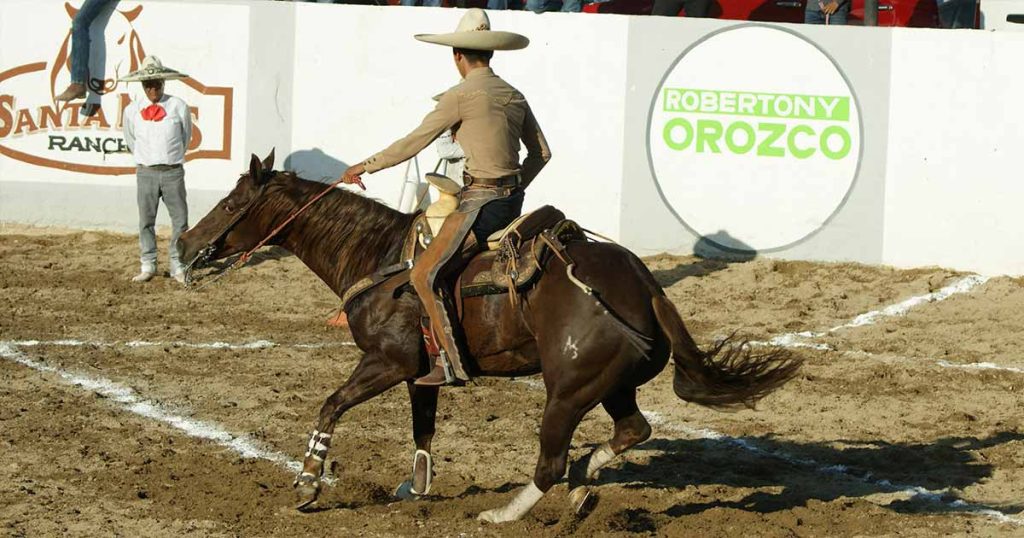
[[0, 342, 337, 483], [640, 410, 1023, 526], [840, 350, 1024, 376], [5, 338, 357, 350], [764, 275, 990, 350], [753, 275, 1024, 375], [935, 360, 1024, 375]]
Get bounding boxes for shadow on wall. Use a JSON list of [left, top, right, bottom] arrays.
[[284, 148, 351, 184], [652, 230, 757, 288], [693, 229, 757, 262]]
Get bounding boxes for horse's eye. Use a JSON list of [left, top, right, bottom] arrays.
[[223, 204, 235, 214]]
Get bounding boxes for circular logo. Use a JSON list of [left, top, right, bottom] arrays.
[[647, 25, 862, 252]]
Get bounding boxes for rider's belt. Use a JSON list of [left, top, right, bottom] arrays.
[[142, 163, 183, 171], [463, 173, 522, 189]]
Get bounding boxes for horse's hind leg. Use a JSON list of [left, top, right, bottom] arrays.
[[294, 352, 412, 509], [478, 395, 590, 523], [567, 387, 651, 513], [395, 382, 439, 498]]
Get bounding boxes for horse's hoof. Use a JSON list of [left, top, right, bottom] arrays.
[[293, 474, 321, 511], [568, 486, 597, 518], [394, 480, 417, 500], [477, 508, 506, 524]]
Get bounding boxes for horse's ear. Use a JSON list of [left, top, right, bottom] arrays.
[[249, 153, 262, 183], [65, 2, 78, 18], [262, 148, 275, 171], [122, 5, 143, 22]]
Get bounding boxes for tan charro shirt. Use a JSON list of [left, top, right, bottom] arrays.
[[362, 67, 551, 187]]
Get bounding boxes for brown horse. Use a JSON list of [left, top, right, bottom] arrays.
[[177, 152, 801, 523]]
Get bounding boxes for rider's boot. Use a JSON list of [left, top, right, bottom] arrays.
[[414, 352, 458, 387], [414, 300, 469, 387]]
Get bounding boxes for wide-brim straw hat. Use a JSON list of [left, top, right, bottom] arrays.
[[119, 56, 189, 82], [415, 8, 528, 51]]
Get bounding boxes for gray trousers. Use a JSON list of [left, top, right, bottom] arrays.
[[136, 165, 189, 273]]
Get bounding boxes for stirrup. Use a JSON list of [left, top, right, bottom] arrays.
[[440, 350, 457, 384]]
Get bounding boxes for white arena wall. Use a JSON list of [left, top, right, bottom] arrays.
[[1, 0, 1022, 276]]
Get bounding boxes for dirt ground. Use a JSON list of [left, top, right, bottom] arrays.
[[1, 225, 1022, 537]]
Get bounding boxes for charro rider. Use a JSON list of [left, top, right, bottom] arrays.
[[339, 9, 551, 386]]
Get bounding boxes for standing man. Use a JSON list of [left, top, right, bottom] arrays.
[[340, 9, 551, 386], [121, 56, 193, 284]]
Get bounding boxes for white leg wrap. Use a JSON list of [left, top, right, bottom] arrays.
[[586, 443, 617, 480], [477, 482, 545, 523], [410, 449, 433, 495]]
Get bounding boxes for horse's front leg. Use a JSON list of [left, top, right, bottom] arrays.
[[294, 352, 413, 509], [395, 382, 439, 498]]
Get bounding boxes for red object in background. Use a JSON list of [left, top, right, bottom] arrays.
[[583, 0, 941, 27]]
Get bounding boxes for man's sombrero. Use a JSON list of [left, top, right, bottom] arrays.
[[415, 8, 528, 51], [119, 56, 189, 82]]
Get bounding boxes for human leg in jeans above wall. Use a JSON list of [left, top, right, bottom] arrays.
[[57, 0, 117, 101], [804, 0, 849, 24], [651, 0, 711, 16]]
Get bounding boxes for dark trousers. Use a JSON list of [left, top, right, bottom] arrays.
[[651, 0, 711, 17], [471, 190, 524, 246]]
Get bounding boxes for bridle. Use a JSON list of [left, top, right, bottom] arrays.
[[184, 172, 348, 290], [182, 178, 268, 290]]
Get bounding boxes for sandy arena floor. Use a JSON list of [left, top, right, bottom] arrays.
[[1, 225, 1022, 537]]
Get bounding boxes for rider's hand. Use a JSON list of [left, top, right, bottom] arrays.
[[821, 1, 839, 14], [341, 164, 366, 190]]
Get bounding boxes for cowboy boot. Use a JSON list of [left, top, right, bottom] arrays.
[[415, 301, 468, 387], [414, 352, 457, 387], [56, 82, 86, 101]]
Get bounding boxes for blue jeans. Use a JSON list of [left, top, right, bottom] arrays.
[[70, 0, 116, 84], [401, 0, 442, 5], [525, 0, 582, 12], [805, 1, 849, 24], [937, 0, 976, 27], [487, 0, 525, 9]]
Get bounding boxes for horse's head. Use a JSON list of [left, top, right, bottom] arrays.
[[178, 150, 277, 272]]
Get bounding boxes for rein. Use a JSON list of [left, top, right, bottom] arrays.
[[236, 176, 347, 265], [185, 175, 348, 290]]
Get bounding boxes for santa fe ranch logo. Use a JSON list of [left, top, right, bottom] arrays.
[[647, 26, 862, 252], [0, 2, 233, 175]]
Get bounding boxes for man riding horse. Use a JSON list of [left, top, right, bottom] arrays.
[[340, 9, 552, 387]]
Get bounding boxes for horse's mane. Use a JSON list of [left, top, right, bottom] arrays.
[[263, 171, 417, 290]]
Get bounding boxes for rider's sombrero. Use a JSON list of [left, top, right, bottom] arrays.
[[119, 56, 189, 82], [415, 8, 528, 51]]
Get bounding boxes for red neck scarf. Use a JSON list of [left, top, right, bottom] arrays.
[[141, 103, 166, 122]]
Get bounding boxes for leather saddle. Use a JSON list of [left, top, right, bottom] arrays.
[[340, 173, 586, 311]]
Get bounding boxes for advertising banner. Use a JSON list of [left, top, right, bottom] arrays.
[[647, 25, 862, 253], [0, 1, 247, 190]]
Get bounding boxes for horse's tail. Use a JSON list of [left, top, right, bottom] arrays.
[[651, 295, 802, 411]]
